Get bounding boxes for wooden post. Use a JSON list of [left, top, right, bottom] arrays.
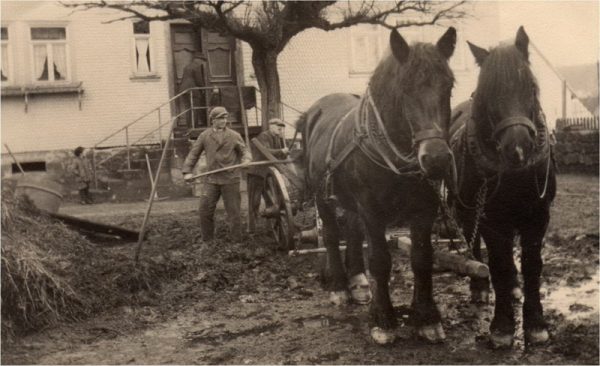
[[134, 118, 177, 263], [396, 236, 489, 279], [3, 144, 25, 175], [237, 85, 251, 147]]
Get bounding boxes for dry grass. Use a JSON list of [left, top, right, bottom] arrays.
[[1, 185, 185, 341]]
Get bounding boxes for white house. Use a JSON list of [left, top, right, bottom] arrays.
[[1, 1, 592, 179]]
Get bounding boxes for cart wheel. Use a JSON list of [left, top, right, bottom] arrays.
[[263, 167, 296, 250]]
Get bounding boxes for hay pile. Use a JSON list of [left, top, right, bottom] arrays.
[[1, 185, 183, 340]]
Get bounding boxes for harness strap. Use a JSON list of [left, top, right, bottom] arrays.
[[414, 129, 445, 142], [325, 108, 358, 174], [366, 89, 416, 164]]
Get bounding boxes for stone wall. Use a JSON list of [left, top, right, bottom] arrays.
[[554, 128, 599, 175]]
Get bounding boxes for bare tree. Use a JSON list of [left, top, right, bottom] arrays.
[[67, 1, 466, 123]]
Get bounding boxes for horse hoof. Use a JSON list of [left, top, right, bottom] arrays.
[[371, 327, 395, 345], [417, 323, 446, 343], [489, 331, 514, 349], [329, 291, 350, 306], [349, 273, 372, 305], [525, 328, 549, 345], [471, 289, 489, 304], [511, 287, 523, 302]]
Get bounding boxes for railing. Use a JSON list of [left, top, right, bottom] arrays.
[[90, 84, 304, 188], [556, 116, 599, 131]]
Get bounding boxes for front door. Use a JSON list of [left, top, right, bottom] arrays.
[[170, 24, 240, 127]]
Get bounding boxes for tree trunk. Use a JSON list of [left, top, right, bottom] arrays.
[[251, 48, 281, 129]]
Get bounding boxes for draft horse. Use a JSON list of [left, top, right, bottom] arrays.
[[300, 27, 457, 344], [449, 26, 556, 348]]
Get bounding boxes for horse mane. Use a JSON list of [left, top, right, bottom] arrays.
[[473, 45, 541, 126], [368, 43, 455, 144]]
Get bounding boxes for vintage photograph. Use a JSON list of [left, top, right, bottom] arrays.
[[1, 0, 598, 364]]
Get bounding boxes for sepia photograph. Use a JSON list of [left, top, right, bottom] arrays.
[[1, 0, 598, 364]]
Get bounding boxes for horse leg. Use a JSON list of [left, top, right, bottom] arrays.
[[410, 215, 445, 343], [509, 240, 523, 302], [344, 212, 371, 304], [316, 197, 349, 305], [519, 209, 550, 345], [482, 227, 517, 349], [363, 215, 396, 345]]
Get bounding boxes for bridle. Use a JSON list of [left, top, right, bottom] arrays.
[[491, 116, 537, 141], [353, 86, 447, 175]]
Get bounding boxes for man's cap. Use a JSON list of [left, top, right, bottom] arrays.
[[209, 106, 229, 121], [268, 118, 286, 127]]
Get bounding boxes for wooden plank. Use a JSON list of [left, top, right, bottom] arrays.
[[50, 212, 141, 241], [396, 236, 489, 279], [251, 138, 304, 189]]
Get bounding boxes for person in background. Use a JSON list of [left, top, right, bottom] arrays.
[[247, 118, 289, 233], [180, 50, 207, 127], [73, 146, 93, 204], [182, 106, 252, 243]]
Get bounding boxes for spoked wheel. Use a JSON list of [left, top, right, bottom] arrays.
[[263, 167, 296, 250]]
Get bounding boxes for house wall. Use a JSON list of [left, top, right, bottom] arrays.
[[241, 1, 591, 136], [1, 2, 173, 166]]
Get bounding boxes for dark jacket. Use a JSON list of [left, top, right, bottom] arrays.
[[179, 58, 206, 92], [182, 127, 251, 184], [248, 130, 287, 177]]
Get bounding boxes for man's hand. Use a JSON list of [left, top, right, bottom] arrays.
[[282, 147, 290, 155], [183, 173, 194, 182]]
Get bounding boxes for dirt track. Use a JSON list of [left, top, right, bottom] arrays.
[[2, 175, 598, 365]]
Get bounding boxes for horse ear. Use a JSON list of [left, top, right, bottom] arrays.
[[467, 41, 489, 67], [436, 27, 456, 59], [390, 29, 410, 64], [515, 26, 529, 60]]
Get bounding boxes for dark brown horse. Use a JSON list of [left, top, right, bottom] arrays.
[[299, 27, 456, 344], [449, 26, 556, 348]]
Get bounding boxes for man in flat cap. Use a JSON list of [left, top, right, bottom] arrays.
[[182, 106, 252, 243], [247, 118, 289, 233]]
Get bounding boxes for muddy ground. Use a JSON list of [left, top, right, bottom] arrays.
[[2, 174, 598, 365]]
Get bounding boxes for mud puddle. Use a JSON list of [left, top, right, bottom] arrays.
[[544, 272, 599, 321]]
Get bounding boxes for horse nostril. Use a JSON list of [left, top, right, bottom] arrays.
[[420, 152, 452, 177]]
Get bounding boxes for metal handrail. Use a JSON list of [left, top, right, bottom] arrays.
[[91, 84, 304, 188], [95, 110, 187, 167], [93, 88, 190, 148]]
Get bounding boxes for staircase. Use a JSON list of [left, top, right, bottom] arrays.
[[89, 85, 302, 199]]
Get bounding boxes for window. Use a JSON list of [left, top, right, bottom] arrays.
[[30, 27, 69, 82], [132, 20, 153, 75], [1, 27, 10, 83], [349, 25, 383, 74]]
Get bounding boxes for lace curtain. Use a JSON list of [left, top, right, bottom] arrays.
[[52, 44, 67, 80], [1, 45, 7, 81], [135, 37, 150, 73]]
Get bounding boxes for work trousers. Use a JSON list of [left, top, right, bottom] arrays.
[[199, 182, 242, 242], [78, 183, 93, 204], [247, 174, 267, 232]]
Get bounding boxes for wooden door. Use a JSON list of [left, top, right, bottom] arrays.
[[170, 24, 207, 128], [202, 30, 241, 124]]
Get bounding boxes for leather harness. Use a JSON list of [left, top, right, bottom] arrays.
[[324, 87, 445, 177]]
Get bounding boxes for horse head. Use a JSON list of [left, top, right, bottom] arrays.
[[468, 26, 540, 169], [370, 27, 456, 179]]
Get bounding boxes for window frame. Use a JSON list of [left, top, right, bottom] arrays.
[[131, 20, 156, 77], [28, 24, 71, 84], [348, 24, 385, 75], [1, 25, 13, 85]]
